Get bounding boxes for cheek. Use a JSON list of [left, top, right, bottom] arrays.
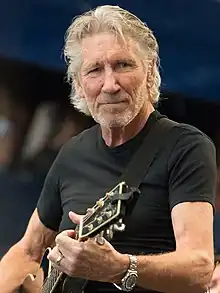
[[122, 72, 145, 96], [83, 78, 103, 101]]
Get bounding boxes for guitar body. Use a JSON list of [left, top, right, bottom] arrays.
[[20, 269, 87, 293], [19, 247, 88, 293], [19, 269, 44, 293], [19, 248, 62, 293]]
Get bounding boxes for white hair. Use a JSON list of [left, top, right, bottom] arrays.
[[64, 5, 161, 116]]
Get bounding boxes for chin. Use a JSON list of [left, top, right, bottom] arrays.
[[96, 113, 133, 128], [103, 120, 126, 128]]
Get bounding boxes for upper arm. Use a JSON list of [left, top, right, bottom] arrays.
[[36, 146, 64, 231], [168, 126, 216, 260], [171, 202, 214, 260], [20, 209, 57, 263], [168, 127, 217, 210], [22, 145, 68, 261]]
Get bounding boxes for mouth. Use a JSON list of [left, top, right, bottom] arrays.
[[100, 101, 126, 105]]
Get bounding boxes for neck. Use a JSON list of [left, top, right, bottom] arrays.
[[101, 103, 155, 147]]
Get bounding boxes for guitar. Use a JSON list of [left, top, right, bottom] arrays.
[[19, 181, 139, 293]]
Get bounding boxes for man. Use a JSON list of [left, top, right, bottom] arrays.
[[0, 5, 216, 293]]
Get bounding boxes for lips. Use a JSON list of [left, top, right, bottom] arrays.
[[100, 101, 126, 105]]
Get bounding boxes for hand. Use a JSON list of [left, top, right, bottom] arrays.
[[47, 211, 129, 283]]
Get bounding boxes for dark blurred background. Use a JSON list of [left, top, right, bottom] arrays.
[[0, 0, 220, 257]]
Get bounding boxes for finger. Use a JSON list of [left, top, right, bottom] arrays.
[[47, 245, 63, 264], [55, 231, 79, 251], [66, 230, 76, 238], [88, 236, 112, 249], [55, 229, 76, 239], [69, 211, 83, 224], [95, 235, 105, 246], [86, 208, 93, 214]]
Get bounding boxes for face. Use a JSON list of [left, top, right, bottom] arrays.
[[75, 32, 151, 128]]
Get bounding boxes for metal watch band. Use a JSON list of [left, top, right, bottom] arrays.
[[128, 254, 137, 271], [113, 254, 138, 291]]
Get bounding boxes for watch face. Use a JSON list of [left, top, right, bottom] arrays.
[[125, 273, 138, 289]]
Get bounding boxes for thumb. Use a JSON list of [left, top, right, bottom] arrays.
[[69, 211, 83, 225]]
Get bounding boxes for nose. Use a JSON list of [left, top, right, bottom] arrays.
[[101, 68, 120, 94]]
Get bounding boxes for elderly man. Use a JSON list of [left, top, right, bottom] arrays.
[[0, 5, 216, 293]]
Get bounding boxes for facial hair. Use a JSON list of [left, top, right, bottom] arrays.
[[88, 85, 147, 128]]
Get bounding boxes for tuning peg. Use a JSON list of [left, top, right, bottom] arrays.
[[87, 224, 94, 231], [113, 219, 126, 232], [96, 198, 104, 207], [96, 216, 103, 224], [105, 210, 113, 218], [95, 231, 105, 245], [105, 225, 114, 241]]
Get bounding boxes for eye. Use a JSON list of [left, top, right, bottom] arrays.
[[117, 62, 132, 69], [88, 67, 100, 74]]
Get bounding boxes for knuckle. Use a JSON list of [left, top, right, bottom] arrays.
[[75, 242, 85, 259], [55, 234, 61, 243], [68, 257, 77, 274]]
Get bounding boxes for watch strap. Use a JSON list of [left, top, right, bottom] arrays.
[[113, 254, 138, 291]]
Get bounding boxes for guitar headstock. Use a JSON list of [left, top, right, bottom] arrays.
[[76, 181, 128, 241]]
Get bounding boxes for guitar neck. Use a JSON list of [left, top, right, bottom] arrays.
[[41, 268, 64, 293], [41, 224, 81, 293]]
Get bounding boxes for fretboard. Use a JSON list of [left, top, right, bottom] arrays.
[[41, 267, 63, 293]]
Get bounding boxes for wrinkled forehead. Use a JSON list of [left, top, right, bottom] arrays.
[[80, 32, 143, 65]]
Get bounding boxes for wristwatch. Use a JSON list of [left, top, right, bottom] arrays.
[[113, 254, 138, 291]]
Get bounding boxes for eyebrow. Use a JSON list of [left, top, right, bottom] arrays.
[[113, 58, 136, 64], [83, 61, 101, 71], [83, 58, 137, 71]]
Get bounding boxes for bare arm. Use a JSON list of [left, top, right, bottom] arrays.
[[116, 202, 214, 293], [0, 209, 57, 293]]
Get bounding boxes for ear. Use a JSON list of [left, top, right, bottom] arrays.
[[146, 59, 155, 88], [74, 73, 84, 98]]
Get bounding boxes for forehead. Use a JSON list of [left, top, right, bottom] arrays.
[[81, 33, 140, 65]]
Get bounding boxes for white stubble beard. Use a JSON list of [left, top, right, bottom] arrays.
[[87, 87, 147, 129]]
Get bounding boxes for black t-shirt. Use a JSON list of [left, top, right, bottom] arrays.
[[37, 110, 216, 293]]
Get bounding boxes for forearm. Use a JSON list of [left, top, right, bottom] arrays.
[[0, 241, 40, 293], [135, 250, 213, 293], [115, 250, 214, 293]]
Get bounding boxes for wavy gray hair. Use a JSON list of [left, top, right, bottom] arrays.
[[64, 5, 161, 116]]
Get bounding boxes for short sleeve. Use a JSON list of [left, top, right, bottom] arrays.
[[37, 152, 62, 231], [168, 126, 217, 210]]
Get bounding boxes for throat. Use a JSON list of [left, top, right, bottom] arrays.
[[101, 105, 154, 147], [102, 129, 129, 147]]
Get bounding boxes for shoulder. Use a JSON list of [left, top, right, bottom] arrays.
[[155, 110, 215, 152], [68, 124, 99, 145], [154, 111, 216, 161], [166, 121, 216, 178], [169, 122, 216, 155], [55, 124, 99, 162], [166, 122, 217, 210]]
